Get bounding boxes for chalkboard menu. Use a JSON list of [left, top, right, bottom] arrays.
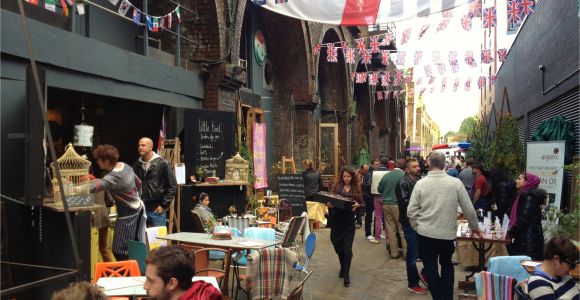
[[277, 174, 306, 216], [184, 109, 235, 179]]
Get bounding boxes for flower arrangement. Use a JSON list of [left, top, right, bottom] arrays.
[[228, 205, 237, 216]]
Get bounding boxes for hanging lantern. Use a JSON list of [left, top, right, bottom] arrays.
[[73, 101, 93, 147]]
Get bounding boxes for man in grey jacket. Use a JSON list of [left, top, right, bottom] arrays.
[[407, 152, 481, 300]]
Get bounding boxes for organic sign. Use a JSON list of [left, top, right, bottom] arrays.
[[526, 141, 565, 209]]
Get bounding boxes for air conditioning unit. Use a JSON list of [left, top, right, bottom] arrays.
[[238, 59, 247, 69]]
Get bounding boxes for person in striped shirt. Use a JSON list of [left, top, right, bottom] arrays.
[[527, 236, 579, 300]]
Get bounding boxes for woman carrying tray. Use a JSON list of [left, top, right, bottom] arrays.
[[328, 167, 362, 287]]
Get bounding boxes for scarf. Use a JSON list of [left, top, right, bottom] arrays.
[[509, 173, 541, 226]]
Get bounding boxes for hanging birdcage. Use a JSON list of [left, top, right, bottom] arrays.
[[50, 143, 93, 207], [225, 153, 249, 182]]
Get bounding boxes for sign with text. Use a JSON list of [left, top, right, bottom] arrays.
[[277, 174, 306, 216], [184, 109, 235, 179], [253, 123, 268, 189], [526, 141, 565, 209]]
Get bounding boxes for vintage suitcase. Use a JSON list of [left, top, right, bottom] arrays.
[[312, 191, 354, 210]]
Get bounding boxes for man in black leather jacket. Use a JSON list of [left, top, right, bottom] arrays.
[[133, 137, 177, 227], [395, 158, 428, 295]]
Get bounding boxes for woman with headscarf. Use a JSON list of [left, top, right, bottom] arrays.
[[192, 192, 214, 228], [328, 167, 362, 287], [507, 172, 547, 260], [489, 166, 516, 222]]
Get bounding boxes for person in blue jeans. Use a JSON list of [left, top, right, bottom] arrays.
[[395, 158, 428, 295]]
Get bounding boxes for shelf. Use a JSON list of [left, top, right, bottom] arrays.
[[181, 181, 249, 187]]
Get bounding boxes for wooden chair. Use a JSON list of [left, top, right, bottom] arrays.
[[193, 247, 232, 293], [287, 270, 313, 300], [191, 211, 207, 233]]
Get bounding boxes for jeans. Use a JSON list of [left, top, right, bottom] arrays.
[[373, 196, 385, 241], [403, 226, 420, 288], [146, 209, 167, 227], [363, 194, 374, 237], [355, 208, 362, 225], [418, 234, 455, 300]]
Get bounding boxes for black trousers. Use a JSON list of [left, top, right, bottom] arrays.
[[418, 234, 455, 300], [363, 194, 374, 237]]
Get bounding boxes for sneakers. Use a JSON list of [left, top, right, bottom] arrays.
[[355, 223, 362, 229], [419, 272, 429, 288], [366, 235, 374, 240], [408, 286, 429, 295], [368, 237, 379, 244]]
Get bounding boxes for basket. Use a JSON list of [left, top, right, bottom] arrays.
[[224, 153, 249, 182], [50, 143, 93, 207]]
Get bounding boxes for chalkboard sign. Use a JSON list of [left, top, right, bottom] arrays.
[[277, 174, 306, 216], [184, 109, 235, 179]]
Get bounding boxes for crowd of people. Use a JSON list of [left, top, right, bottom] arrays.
[[303, 150, 578, 299]]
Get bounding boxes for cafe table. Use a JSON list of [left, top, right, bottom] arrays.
[[96, 276, 219, 297], [158, 232, 280, 296]]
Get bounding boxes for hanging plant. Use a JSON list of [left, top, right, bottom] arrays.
[[490, 114, 525, 177], [468, 117, 492, 167], [356, 135, 371, 167]]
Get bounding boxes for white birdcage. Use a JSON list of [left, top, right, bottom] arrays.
[[51, 143, 93, 207], [225, 153, 249, 182]]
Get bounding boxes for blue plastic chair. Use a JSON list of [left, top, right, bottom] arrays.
[[208, 226, 241, 260], [293, 233, 317, 300], [233, 227, 276, 299]]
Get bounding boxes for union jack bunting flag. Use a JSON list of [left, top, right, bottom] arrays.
[[461, 13, 473, 31], [449, 51, 458, 67], [416, 77, 423, 86], [483, 7, 497, 29], [429, 86, 436, 93], [465, 50, 476, 67], [380, 50, 390, 66], [326, 43, 338, 62], [519, 0, 535, 16], [400, 28, 411, 45], [377, 91, 383, 100], [451, 64, 460, 73], [369, 36, 380, 53], [313, 44, 321, 56], [428, 76, 437, 85], [436, 19, 450, 32], [355, 38, 366, 53], [497, 48, 507, 63], [393, 78, 400, 86], [419, 87, 427, 95], [344, 48, 356, 64], [477, 76, 486, 89], [369, 72, 379, 86], [380, 32, 394, 46], [274, 0, 288, 3], [471, 0, 482, 18], [506, 0, 521, 25], [432, 51, 441, 64], [341, 41, 348, 51], [414, 51, 423, 66], [361, 49, 372, 64], [489, 75, 497, 85], [481, 49, 494, 64], [350, 72, 356, 81], [355, 73, 367, 83], [424, 65, 432, 77], [465, 78, 472, 91], [393, 91, 399, 97], [437, 63, 446, 75], [417, 24, 430, 39], [396, 51, 405, 66], [405, 76, 412, 84], [381, 74, 389, 86], [441, 77, 447, 92], [453, 78, 460, 92], [395, 70, 404, 82]]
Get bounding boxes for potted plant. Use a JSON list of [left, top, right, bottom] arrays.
[[228, 205, 238, 217], [195, 167, 205, 182]]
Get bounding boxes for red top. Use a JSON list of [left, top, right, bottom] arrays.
[[177, 281, 222, 300], [473, 175, 489, 197]]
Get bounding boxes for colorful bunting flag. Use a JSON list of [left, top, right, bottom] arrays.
[[416, 77, 423, 85], [175, 6, 181, 23], [441, 77, 447, 92], [350, 72, 356, 81], [60, 0, 69, 16], [160, 17, 166, 29], [25, 0, 39, 6], [497, 48, 507, 63], [146, 15, 153, 31], [396, 51, 405, 66], [313, 44, 321, 56], [167, 13, 172, 28], [471, 0, 482, 18], [481, 49, 494, 64], [355, 73, 367, 83], [477, 76, 486, 89], [461, 13, 473, 31], [400, 28, 411, 45], [436, 19, 450, 32], [428, 76, 437, 85], [519, 0, 535, 16], [381, 74, 389, 86], [380, 32, 394, 46], [118, 0, 131, 16], [355, 38, 366, 53], [507, 0, 521, 25], [417, 24, 430, 39], [432, 51, 441, 64], [369, 72, 379, 86], [489, 75, 497, 85], [465, 78, 472, 91], [326, 43, 338, 62], [377, 91, 383, 100], [132, 8, 141, 24], [465, 50, 476, 67], [482, 7, 497, 29], [453, 78, 460, 92], [424, 65, 432, 77], [414, 51, 423, 66], [152, 17, 159, 32], [437, 63, 446, 75], [380, 50, 390, 66], [45, 0, 56, 12]]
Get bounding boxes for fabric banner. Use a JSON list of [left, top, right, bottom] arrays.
[[253, 122, 268, 189], [251, 0, 472, 25], [526, 141, 566, 209]]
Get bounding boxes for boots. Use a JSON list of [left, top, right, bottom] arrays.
[[338, 254, 345, 278], [343, 254, 352, 287]]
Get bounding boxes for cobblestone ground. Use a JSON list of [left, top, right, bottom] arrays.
[[303, 225, 472, 300]]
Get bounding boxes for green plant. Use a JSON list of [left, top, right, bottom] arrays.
[[543, 195, 580, 241], [468, 117, 492, 166], [356, 135, 371, 167], [489, 114, 525, 177], [245, 194, 261, 213], [239, 126, 255, 185]]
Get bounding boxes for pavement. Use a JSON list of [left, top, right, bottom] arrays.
[[301, 225, 473, 300]]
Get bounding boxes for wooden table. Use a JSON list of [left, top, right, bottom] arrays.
[[158, 232, 279, 296], [457, 232, 510, 278], [96, 276, 219, 297]]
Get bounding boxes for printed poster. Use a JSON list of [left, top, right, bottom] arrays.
[[253, 122, 268, 189]]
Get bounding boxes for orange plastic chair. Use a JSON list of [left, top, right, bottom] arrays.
[[94, 260, 141, 282]]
